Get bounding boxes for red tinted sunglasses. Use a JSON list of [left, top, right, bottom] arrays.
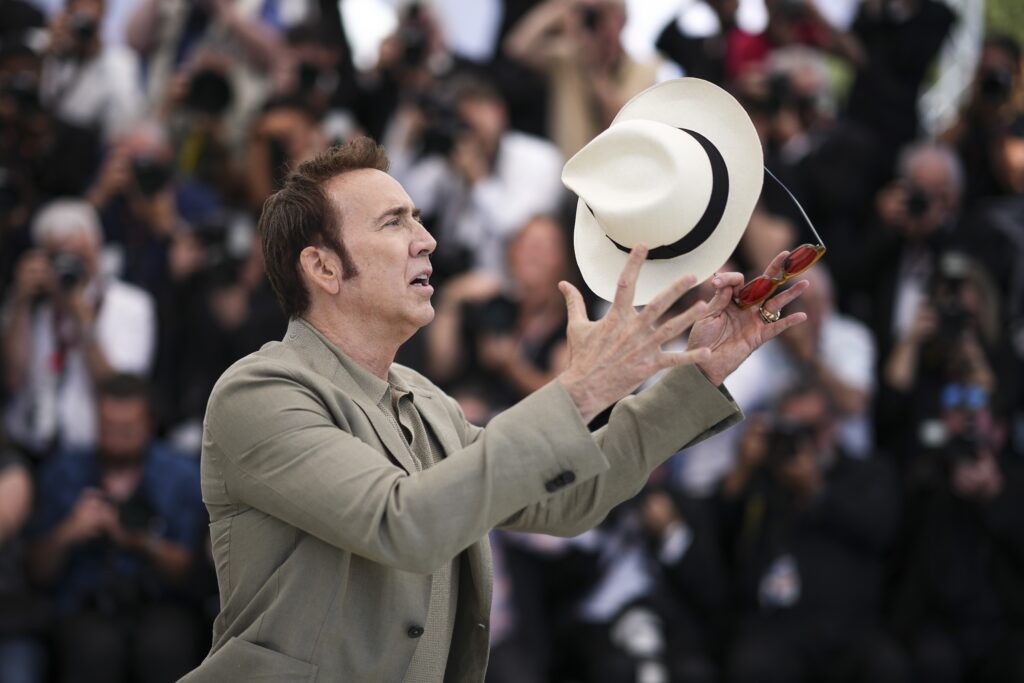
[[733, 168, 827, 309]]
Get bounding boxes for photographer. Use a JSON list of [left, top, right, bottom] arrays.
[[41, 0, 143, 141], [504, 0, 658, 158], [880, 252, 1014, 463], [392, 76, 564, 281], [941, 33, 1024, 209], [719, 382, 907, 683], [889, 366, 1024, 681], [1, 199, 155, 455], [26, 374, 206, 683], [426, 215, 570, 413]]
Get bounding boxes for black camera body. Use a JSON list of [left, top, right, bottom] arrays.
[[979, 67, 1013, 103], [905, 186, 931, 218], [416, 92, 470, 157], [68, 12, 98, 44], [473, 295, 518, 335], [765, 420, 815, 465], [131, 156, 172, 197], [50, 251, 85, 291]]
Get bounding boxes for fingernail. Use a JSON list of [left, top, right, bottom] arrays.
[[712, 277, 722, 287]]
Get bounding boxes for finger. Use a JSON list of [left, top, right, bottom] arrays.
[[659, 346, 711, 369], [654, 300, 708, 345], [762, 311, 808, 342], [762, 279, 811, 315], [706, 284, 736, 315], [763, 250, 791, 280], [640, 273, 697, 324], [612, 245, 647, 312], [559, 281, 587, 324], [710, 271, 744, 290]]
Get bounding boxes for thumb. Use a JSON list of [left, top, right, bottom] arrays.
[[559, 281, 586, 323]]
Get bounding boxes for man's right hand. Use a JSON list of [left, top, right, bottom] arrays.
[[58, 488, 119, 545], [557, 245, 711, 424], [13, 250, 55, 305]]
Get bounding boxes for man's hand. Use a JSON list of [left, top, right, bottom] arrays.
[[689, 251, 810, 386], [58, 489, 118, 545], [12, 250, 55, 305], [558, 245, 711, 423]]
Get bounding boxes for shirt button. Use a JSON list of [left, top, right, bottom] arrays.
[[475, 623, 488, 631], [407, 625, 425, 638]]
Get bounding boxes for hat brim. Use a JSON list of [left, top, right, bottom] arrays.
[[571, 78, 763, 305]]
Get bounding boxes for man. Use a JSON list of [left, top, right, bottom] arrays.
[[27, 374, 206, 683], [2, 199, 156, 454], [720, 382, 908, 683], [182, 137, 807, 681], [40, 0, 143, 141], [390, 76, 565, 280]]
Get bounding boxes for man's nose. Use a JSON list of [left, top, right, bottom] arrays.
[[413, 223, 436, 256]]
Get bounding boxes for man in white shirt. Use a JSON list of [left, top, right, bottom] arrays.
[[3, 199, 156, 454]]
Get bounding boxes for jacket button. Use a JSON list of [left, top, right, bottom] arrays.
[[407, 625, 425, 638], [545, 470, 576, 492]]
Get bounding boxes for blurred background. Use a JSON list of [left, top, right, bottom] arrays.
[[0, 0, 1022, 681]]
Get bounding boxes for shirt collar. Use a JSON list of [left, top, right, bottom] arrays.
[[294, 318, 412, 405]]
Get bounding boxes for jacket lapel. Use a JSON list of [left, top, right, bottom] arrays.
[[283, 319, 419, 475], [409, 386, 463, 457]]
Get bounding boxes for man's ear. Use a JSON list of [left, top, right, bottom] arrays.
[[299, 246, 341, 296]]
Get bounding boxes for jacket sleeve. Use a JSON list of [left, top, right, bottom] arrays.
[[202, 359, 608, 575], [499, 365, 742, 536]]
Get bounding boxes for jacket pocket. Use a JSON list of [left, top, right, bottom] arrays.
[[180, 637, 318, 682]]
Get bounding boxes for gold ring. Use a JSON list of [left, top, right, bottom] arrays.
[[759, 305, 781, 324]]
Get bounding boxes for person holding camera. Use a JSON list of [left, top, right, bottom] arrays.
[[719, 382, 908, 683], [391, 76, 564, 281], [40, 0, 143, 142], [888, 349, 1024, 682], [25, 374, 207, 683], [1, 199, 155, 455], [426, 215, 571, 416], [504, 0, 658, 158]]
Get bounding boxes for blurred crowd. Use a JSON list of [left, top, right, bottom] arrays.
[[0, 0, 1022, 681]]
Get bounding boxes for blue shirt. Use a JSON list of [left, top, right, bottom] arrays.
[[30, 443, 205, 614]]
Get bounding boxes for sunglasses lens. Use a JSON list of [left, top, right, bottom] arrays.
[[783, 244, 823, 275], [735, 276, 776, 306]]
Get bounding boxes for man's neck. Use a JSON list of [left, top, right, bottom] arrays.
[[303, 309, 403, 379]]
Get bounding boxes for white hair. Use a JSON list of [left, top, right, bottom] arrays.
[[897, 141, 965, 199], [30, 198, 103, 247]]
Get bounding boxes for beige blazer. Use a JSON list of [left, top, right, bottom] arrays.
[[180, 318, 741, 682]]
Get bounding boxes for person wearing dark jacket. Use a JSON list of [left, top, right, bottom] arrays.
[[719, 381, 909, 683]]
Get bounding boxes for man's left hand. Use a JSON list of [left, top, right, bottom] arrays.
[[688, 251, 810, 386]]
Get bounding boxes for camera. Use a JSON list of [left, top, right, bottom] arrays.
[[69, 12, 98, 44], [415, 92, 470, 157], [50, 251, 85, 291], [765, 420, 814, 465], [0, 70, 41, 114], [580, 5, 601, 31], [905, 186, 931, 218], [184, 68, 233, 116], [979, 66, 1013, 103], [472, 295, 518, 335], [131, 155, 172, 197], [397, 3, 429, 68]]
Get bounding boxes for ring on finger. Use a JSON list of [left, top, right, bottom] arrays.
[[758, 305, 781, 324]]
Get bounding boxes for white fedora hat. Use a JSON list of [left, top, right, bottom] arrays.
[[562, 78, 763, 305]]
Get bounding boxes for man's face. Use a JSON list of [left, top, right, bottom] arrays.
[[324, 169, 437, 337], [97, 396, 150, 463]]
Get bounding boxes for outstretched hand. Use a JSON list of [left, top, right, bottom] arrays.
[[558, 246, 712, 424], [689, 251, 810, 386]]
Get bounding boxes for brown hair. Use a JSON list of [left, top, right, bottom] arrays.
[[259, 137, 390, 319]]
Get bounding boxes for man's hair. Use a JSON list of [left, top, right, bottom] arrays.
[[31, 198, 103, 247], [259, 137, 390, 319]]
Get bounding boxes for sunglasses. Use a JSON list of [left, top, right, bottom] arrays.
[[732, 168, 827, 309]]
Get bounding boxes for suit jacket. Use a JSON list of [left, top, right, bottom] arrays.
[[180, 318, 741, 682]]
